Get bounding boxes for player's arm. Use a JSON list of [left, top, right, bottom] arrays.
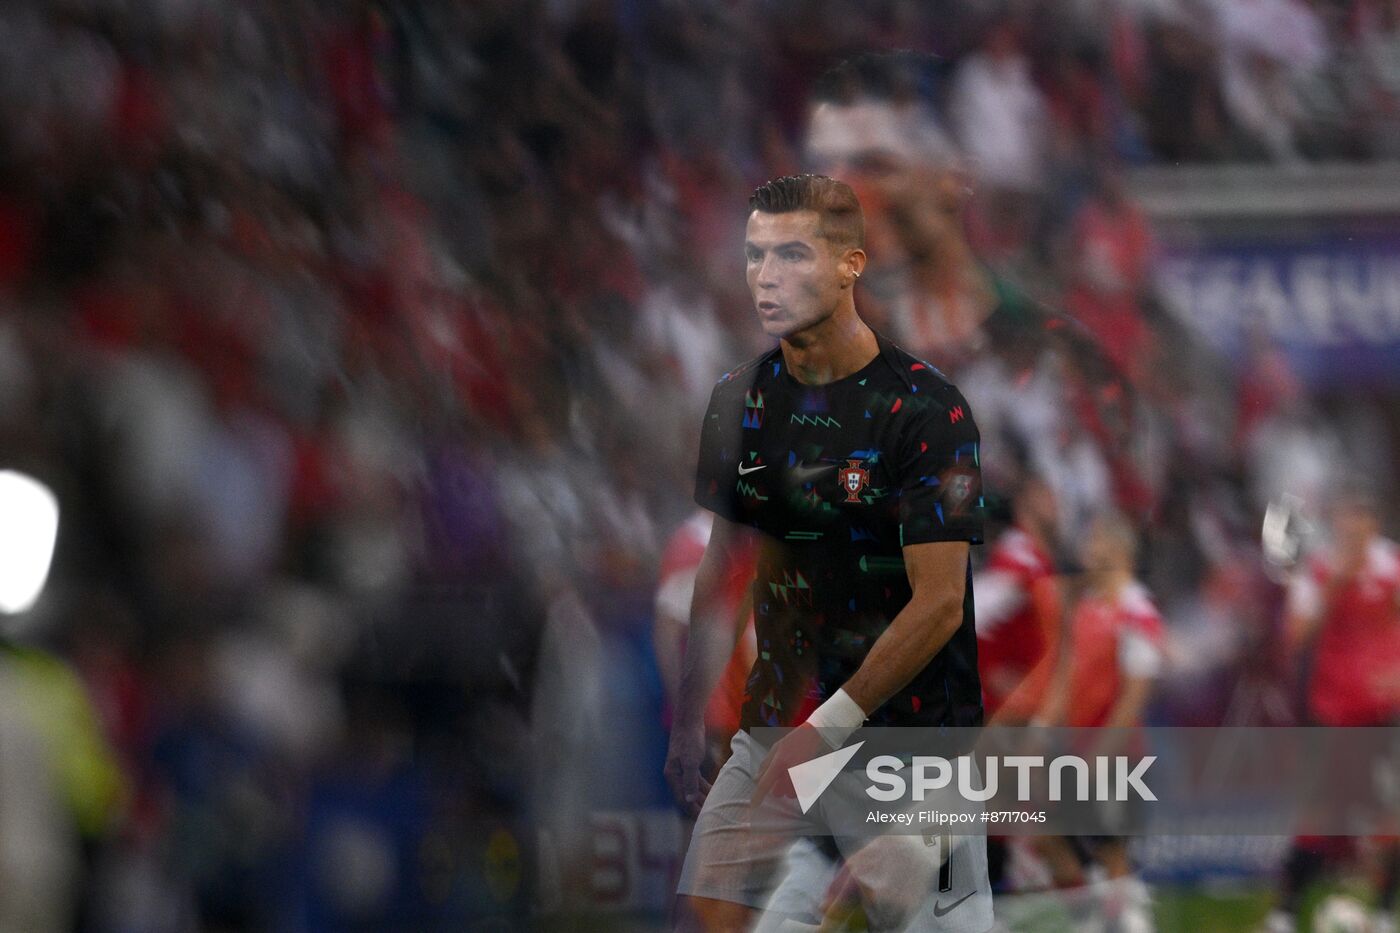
[[752, 541, 970, 807], [673, 517, 754, 725], [753, 382, 984, 806], [1102, 676, 1153, 730], [665, 515, 754, 814], [652, 602, 685, 709], [654, 550, 706, 708], [837, 383, 985, 724], [841, 540, 970, 716], [1284, 568, 1326, 654], [1075, 620, 1161, 764], [1103, 622, 1162, 730], [1031, 575, 1084, 726], [1284, 602, 1322, 655]]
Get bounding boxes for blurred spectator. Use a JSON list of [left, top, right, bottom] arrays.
[[976, 475, 1062, 720], [1061, 164, 1157, 379], [951, 15, 1049, 265], [1214, 0, 1328, 161], [950, 15, 1049, 194], [1140, 3, 1234, 161], [1353, 0, 1400, 156], [0, 639, 124, 933]]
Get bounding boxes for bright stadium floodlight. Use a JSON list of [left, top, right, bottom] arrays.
[[0, 470, 59, 615]]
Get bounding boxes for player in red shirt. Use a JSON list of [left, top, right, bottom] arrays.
[[976, 475, 1060, 720], [1264, 489, 1400, 933], [1029, 512, 1162, 931], [974, 476, 1062, 896], [1012, 511, 1165, 733], [1057, 561, 1164, 731], [1287, 495, 1400, 728]]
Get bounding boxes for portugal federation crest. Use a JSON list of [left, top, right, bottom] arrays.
[[940, 465, 979, 516], [838, 459, 869, 503]]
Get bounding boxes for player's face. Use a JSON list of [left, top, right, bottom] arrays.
[[1333, 501, 1379, 553], [744, 210, 852, 340], [1080, 523, 1109, 573], [1081, 519, 1131, 575]]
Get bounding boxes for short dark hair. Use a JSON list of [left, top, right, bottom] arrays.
[[749, 174, 865, 250], [810, 51, 944, 105]]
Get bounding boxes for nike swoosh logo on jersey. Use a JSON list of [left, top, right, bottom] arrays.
[[932, 892, 973, 917], [789, 462, 833, 484], [737, 464, 767, 475]]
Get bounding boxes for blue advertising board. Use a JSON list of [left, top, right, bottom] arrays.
[[1157, 230, 1400, 385]]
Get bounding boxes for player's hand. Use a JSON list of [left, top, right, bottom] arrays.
[[665, 720, 712, 818], [750, 722, 827, 810]]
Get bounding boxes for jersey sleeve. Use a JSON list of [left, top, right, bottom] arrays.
[[971, 568, 1027, 634], [655, 520, 707, 623], [1285, 560, 1325, 622], [896, 384, 985, 546], [693, 382, 741, 521], [655, 566, 699, 623], [1118, 626, 1164, 679], [1117, 600, 1166, 679]]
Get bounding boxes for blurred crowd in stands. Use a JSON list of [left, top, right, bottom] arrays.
[[0, 0, 1397, 929]]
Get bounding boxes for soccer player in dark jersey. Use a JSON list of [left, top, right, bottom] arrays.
[[665, 174, 991, 932]]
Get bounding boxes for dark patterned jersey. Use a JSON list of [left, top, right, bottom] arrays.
[[694, 330, 985, 730]]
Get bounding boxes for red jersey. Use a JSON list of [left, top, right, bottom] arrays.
[[656, 511, 756, 736], [1064, 580, 1164, 728], [1064, 198, 1154, 377], [975, 528, 1055, 713], [1289, 538, 1400, 726]]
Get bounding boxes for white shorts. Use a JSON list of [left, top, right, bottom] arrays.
[[677, 731, 994, 932]]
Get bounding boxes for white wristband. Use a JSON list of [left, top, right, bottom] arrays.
[[804, 688, 867, 749]]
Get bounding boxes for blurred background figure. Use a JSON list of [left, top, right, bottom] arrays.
[[976, 474, 1061, 722], [1024, 512, 1164, 933], [653, 509, 756, 768], [0, 638, 124, 933], [1264, 487, 1400, 933], [0, 0, 1395, 929]]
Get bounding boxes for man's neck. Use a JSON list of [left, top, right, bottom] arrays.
[[1091, 569, 1133, 600], [780, 306, 879, 386], [1017, 519, 1052, 556]]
